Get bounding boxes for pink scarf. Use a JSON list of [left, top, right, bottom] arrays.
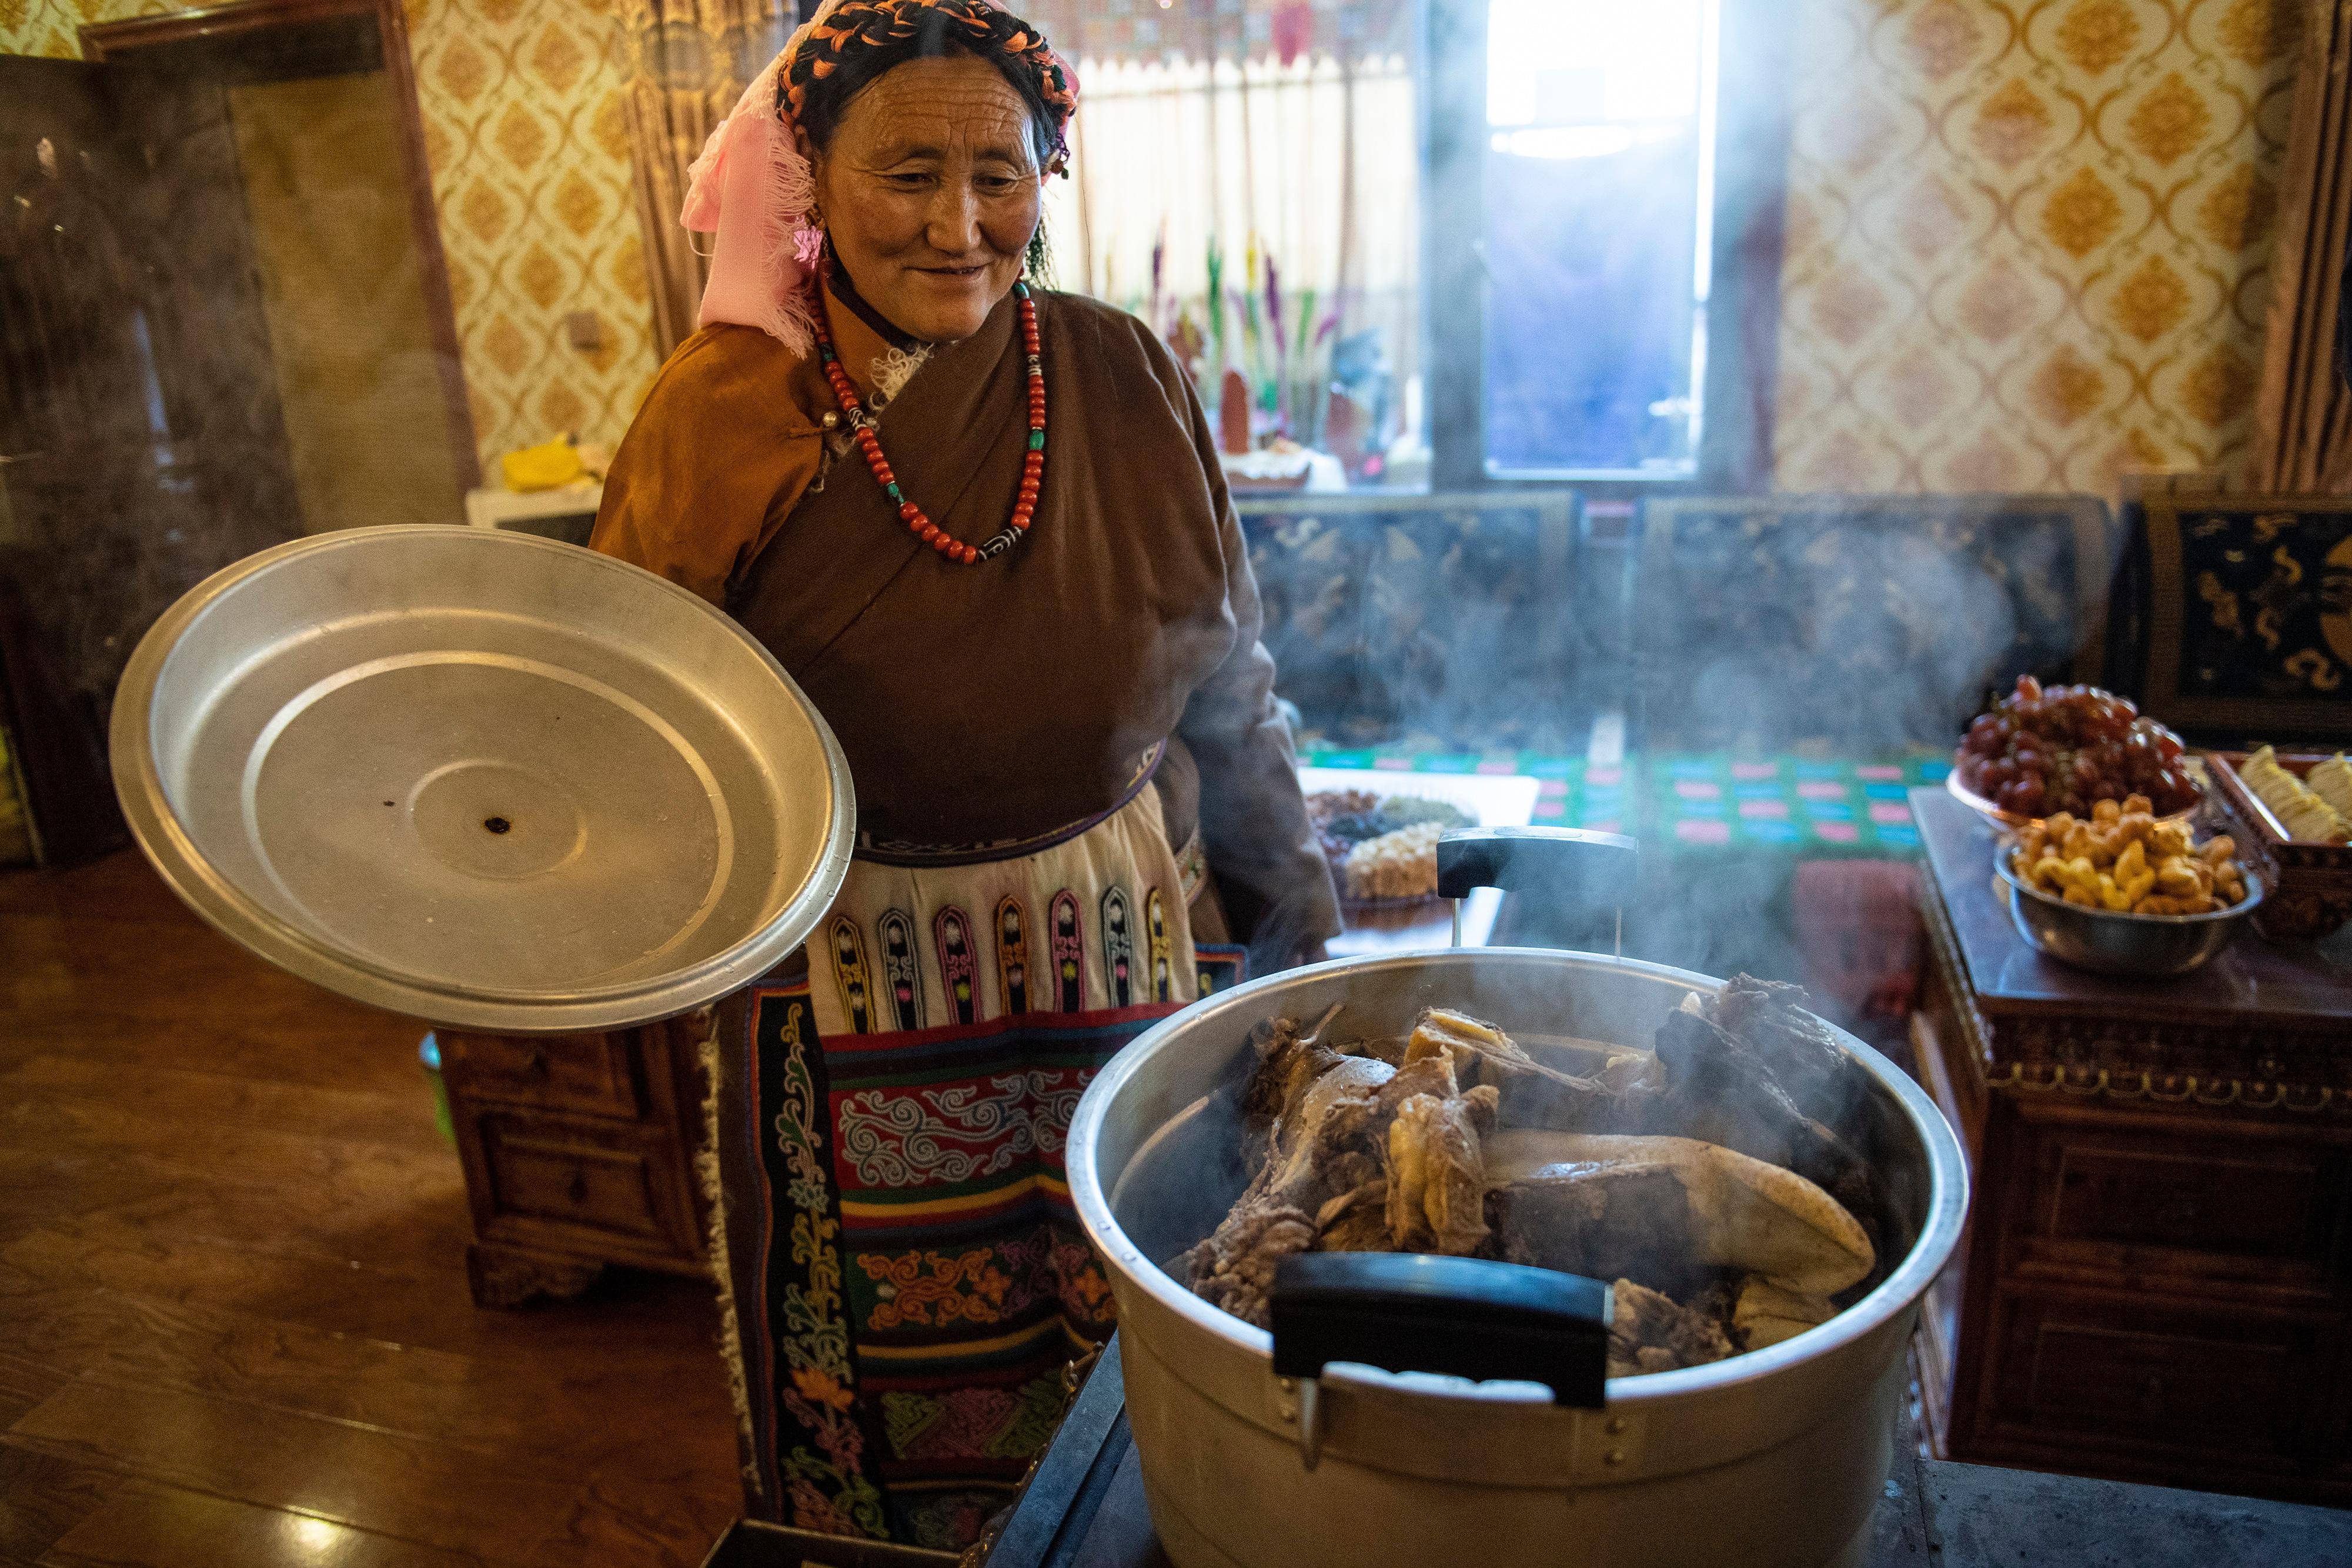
[[679, 0, 1077, 356]]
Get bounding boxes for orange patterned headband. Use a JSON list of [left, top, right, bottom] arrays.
[[780, 0, 1078, 161]]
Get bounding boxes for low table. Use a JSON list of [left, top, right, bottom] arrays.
[[1907, 785, 2352, 1505]]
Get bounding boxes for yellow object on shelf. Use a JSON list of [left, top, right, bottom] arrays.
[[500, 436, 586, 493]]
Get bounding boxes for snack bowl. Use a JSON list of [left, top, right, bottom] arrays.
[[1992, 843, 2263, 977]]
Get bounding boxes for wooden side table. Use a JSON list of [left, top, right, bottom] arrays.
[[437, 1012, 712, 1307], [1907, 785, 2352, 1506]]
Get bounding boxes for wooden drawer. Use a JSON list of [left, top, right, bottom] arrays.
[[2004, 1105, 2351, 1300], [463, 1108, 698, 1262], [1987, 1286, 2335, 1458], [439, 1029, 644, 1119]]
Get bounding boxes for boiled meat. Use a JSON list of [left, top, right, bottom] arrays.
[[1609, 1279, 1735, 1378], [1646, 1001, 1882, 1266], [1182, 1202, 1316, 1328], [1484, 1131, 1874, 1299], [1381, 1086, 1499, 1253], [1733, 1277, 1839, 1350]]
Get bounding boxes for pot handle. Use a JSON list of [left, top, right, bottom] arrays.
[[1270, 1253, 1611, 1469], [1436, 826, 1639, 954]]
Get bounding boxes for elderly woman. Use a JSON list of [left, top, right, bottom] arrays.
[[592, 0, 1338, 1547]]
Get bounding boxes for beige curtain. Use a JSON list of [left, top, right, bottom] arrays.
[[617, 0, 794, 359], [1044, 54, 1419, 379], [2251, 0, 2352, 492], [1015, 1, 1419, 449]]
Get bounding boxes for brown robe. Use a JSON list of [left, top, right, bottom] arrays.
[[593, 284, 1338, 954]]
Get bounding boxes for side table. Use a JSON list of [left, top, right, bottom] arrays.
[[437, 1012, 712, 1306], [1907, 785, 2352, 1505]]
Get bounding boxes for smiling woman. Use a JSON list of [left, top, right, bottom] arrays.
[[799, 53, 1043, 343], [587, 0, 1338, 1550]]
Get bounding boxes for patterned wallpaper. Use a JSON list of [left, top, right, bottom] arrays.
[[407, 0, 659, 469], [8, 0, 2314, 497], [1, 0, 662, 475], [1774, 0, 2307, 495]]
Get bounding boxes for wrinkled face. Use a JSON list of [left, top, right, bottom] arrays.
[[803, 54, 1044, 343]]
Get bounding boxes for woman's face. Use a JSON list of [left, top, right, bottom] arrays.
[[803, 54, 1044, 343]]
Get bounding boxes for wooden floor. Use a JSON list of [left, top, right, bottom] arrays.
[[0, 851, 741, 1567]]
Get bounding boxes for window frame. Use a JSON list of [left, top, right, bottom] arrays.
[[1418, 0, 1793, 496]]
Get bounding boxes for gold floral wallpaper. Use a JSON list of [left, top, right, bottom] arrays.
[[9, 0, 2316, 497], [1, 0, 662, 475], [406, 0, 659, 470], [1774, 0, 2307, 494]]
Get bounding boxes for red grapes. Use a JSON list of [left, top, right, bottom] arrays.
[[1956, 676, 2197, 818]]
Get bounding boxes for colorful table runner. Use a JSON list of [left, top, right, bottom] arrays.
[[1297, 749, 1953, 855]]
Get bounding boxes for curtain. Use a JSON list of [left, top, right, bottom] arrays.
[[2251, 0, 2352, 493], [1024, 1, 1419, 453], [617, 0, 794, 359]]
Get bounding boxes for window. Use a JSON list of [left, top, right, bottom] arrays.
[[1041, 0, 1785, 494], [1037, 1, 1422, 489], [1482, 0, 1719, 477]]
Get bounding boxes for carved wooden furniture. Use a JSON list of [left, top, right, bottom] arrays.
[[437, 1015, 711, 1308], [2107, 493, 2352, 747], [1907, 785, 2352, 1506]]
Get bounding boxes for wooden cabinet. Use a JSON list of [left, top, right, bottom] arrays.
[[1909, 787, 2352, 1506], [438, 1014, 711, 1308]]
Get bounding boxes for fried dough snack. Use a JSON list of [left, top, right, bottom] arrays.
[[2243, 745, 2352, 843], [2010, 794, 2247, 915], [2310, 754, 2352, 820]]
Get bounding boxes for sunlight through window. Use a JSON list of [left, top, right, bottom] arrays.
[[1484, 0, 1720, 478]]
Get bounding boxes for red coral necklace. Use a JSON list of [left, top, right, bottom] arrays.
[[813, 277, 1044, 566]]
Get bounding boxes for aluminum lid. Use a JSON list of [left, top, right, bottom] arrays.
[[109, 526, 854, 1033]]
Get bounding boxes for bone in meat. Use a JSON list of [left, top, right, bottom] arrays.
[[1174, 1021, 1398, 1323], [1408, 1008, 1605, 1094], [1243, 1014, 1347, 1124], [1381, 1085, 1499, 1253]]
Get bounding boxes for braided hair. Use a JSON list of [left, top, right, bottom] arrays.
[[782, 1, 1075, 278]]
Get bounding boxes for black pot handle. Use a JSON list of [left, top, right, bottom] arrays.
[[1436, 826, 1639, 952], [1270, 1253, 1611, 1466]]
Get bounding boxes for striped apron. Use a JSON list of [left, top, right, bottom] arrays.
[[717, 764, 1245, 1550]]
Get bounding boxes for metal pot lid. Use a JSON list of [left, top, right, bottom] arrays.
[[109, 526, 854, 1034]]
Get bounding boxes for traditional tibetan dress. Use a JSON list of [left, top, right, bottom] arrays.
[[593, 279, 1338, 1548]]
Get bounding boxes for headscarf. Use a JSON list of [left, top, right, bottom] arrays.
[[681, 0, 1078, 355]]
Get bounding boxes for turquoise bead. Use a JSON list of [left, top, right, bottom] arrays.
[[1027, 430, 1045, 451]]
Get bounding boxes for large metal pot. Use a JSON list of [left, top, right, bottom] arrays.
[[1065, 839, 1968, 1568]]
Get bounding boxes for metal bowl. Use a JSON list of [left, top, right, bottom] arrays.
[[110, 527, 854, 1033], [1946, 766, 2199, 831], [1992, 842, 2263, 977]]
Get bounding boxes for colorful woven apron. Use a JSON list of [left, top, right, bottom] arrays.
[[727, 778, 1242, 1549]]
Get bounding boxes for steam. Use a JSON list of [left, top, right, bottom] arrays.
[[1111, 975, 1926, 1301], [1258, 499, 2124, 1011]]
